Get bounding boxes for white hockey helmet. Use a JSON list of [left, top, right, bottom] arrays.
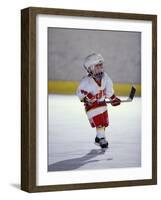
[[83, 53, 104, 79], [83, 53, 104, 72]]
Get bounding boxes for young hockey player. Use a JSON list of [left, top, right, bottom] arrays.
[[76, 53, 121, 149]]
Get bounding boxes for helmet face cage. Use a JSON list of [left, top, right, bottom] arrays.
[[83, 53, 104, 79]]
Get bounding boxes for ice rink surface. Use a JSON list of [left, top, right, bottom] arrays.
[[48, 94, 141, 172]]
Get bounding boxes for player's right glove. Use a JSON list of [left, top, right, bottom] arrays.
[[82, 92, 96, 106], [110, 94, 121, 106]]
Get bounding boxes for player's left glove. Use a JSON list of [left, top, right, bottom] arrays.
[[110, 94, 121, 106]]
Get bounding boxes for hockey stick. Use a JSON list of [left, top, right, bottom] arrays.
[[106, 85, 136, 103]]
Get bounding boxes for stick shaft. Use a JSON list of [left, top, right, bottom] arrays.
[[106, 85, 136, 104], [106, 99, 131, 103]]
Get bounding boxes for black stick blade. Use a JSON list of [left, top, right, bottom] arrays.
[[129, 86, 136, 100]]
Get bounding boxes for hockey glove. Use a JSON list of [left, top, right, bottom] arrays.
[[110, 94, 121, 106], [83, 93, 96, 106]]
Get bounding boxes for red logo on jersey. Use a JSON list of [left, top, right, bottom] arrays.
[[81, 89, 106, 100], [95, 89, 106, 99]]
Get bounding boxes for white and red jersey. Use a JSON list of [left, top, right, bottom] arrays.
[[76, 72, 114, 127]]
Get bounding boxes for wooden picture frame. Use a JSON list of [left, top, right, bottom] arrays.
[[21, 7, 157, 192]]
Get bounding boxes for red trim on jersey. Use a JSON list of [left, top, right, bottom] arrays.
[[84, 100, 107, 112], [81, 90, 95, 100], [86, 93, 95, 100]]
